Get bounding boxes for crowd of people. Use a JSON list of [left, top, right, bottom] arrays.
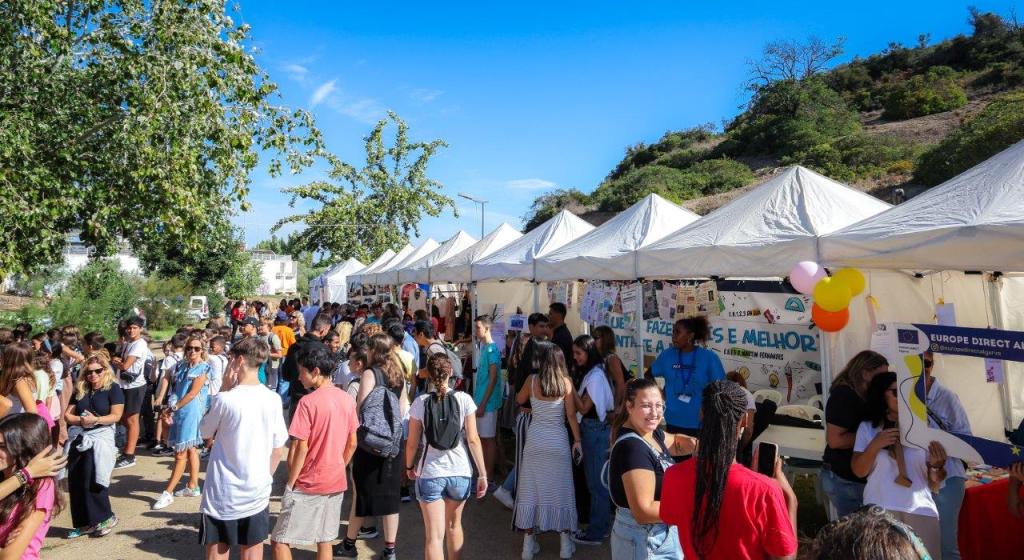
[[0, 294, 1022, 559]]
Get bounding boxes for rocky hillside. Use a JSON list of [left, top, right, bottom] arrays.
[[524, 8, 1024, 230]]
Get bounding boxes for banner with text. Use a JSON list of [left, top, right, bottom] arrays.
[[707, 319, 821, 403]]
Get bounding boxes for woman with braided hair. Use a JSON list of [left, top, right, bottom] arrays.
[[660, 379, 798, 560]]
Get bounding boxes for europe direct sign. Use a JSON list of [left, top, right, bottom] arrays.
[[914, 324, 1024, 362]]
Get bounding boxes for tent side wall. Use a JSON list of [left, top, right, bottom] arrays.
[[833, 270, 1008, 440], [475, 281, 585, 335]]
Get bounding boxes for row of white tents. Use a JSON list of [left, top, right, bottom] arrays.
[[312, 140, 1024, 441]]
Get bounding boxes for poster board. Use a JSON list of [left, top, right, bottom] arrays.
[[875, 322, 1023, 467]]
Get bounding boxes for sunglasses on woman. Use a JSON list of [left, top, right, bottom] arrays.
[[186, 346, 203, 352], [85, 368, 104, 376]]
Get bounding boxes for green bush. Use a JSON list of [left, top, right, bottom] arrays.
[[654, 148, 710, 171], [784, 133, 919, 181], [882, 66, 968, 120], [591, 159, 754, 211], [136, 275, 190, 330], [724, 78, 861, 159], [49, 260, 139, 338], [606, 125, 717, 181], [915, 92, 1024, 185]]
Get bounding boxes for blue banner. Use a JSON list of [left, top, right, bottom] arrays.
[[914, 323, 1024, 363]]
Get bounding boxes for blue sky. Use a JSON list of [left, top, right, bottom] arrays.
[[235, 1, 1018, 255]]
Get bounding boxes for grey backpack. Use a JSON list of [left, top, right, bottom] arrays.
[[356, 367, 403, 458]]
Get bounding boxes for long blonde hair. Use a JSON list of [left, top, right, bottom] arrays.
[[75, 353, 116, 399], [831, 350, 888, 397]]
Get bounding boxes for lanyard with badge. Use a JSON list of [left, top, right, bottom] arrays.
[[674, 348, 696, 404]]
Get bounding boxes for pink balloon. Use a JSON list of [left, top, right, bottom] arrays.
[[789, 261, 826, 295]]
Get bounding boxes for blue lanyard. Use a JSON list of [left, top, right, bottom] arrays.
[[676, 348, 696, 390]]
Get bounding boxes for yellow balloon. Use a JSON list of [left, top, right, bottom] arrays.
[[833, 268, 866, 296], [813, 277, 852, 313]]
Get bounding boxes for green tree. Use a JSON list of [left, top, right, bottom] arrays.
[[141, 217, 246, 288], [222, 252, 263, 299], [0, 1, 324, 276], [915, 92, 1024, 185], [882, 67, 967, 120], [276, 112, 455, 262], [49, 260, 139, 338], [521, 188, 591, 232]]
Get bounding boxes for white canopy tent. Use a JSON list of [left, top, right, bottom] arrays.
[[374, 239, 440, 286], [820, 140, 1024, 271], [473, 209, 595, 282], [397, 231, 478, 285], [310, 257, 365, 304], [535, 193, 699, 281], [636, 166, 892, 278], [428, 223, 523, 283], [349, 244, 411, 286], [817, 141, 1024, 436]]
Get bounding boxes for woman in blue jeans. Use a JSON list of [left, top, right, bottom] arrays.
[[405, 353, 488, 560], [821, 350, 889, 518], [607, 378, 696, 559], [571, 335, 616, 546]]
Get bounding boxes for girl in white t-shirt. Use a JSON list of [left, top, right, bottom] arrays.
[[404, 352, 487, 560], [852, 371, 948, 559]]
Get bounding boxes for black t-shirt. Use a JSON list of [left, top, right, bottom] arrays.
[[609, 428, 674, 507], [71, 385, 126, 431], [551, 324, 574, 380], [823, 383, 868, 482]]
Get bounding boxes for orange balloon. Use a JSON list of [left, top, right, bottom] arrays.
[[812, 303, 849, 332]]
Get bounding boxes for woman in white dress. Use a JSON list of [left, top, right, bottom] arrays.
[[513, 341, 582, 560]]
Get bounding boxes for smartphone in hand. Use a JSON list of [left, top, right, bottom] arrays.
[[757, 442, 779, 476]]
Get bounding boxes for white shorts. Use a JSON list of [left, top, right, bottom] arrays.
[[477, 410, 497, 438]]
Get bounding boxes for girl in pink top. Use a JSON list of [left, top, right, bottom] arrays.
[[0, 414, 63, 559]]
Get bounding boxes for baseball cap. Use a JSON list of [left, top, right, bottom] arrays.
[[241, 317, 260, 327]]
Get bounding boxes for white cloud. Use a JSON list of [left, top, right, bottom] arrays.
[[505, 178, 557, 191], [283, 63, 309, 81], [331, 97, 388, 124], [309, 79, 337, 107], [408, 88, 443, 103]]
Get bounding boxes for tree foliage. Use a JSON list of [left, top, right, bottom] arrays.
[[521, 188, 591, 232], [0, 1, 324, 276], [276, 112, 455, 262], [49, 260, 139, 338], [141, 217, 246, 289], [222, 251, 263, 299], [882, 66, 967, 120], [915, 91, 1024, 185]]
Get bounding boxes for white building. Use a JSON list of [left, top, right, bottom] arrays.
[[63, 232, 141, 275], [250, 250, 297, 295]]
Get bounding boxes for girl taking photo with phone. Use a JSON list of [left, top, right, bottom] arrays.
[[660, 379, 798, 560]]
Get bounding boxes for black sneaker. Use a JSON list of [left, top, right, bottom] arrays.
[[357, 526, 379, 539], [113, 455, 136, 470], [150, 443, 166, 453], [381, 547, 397, 560], [145, 440, 161, 450], [154, 447, 174, 457], [331, 542, 357, 558]]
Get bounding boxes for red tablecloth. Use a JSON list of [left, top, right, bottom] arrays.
[[959, 479, 1024, 560]]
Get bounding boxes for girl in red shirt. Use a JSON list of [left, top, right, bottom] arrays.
[[660, 380, 799, 560]]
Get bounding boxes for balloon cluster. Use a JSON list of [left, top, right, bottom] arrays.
[[789, 262, 865, 333]]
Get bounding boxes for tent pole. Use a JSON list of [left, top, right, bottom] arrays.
[[987, 274, 1014, 431], [820, 331, 834, 399], [635, 280, 643, 377]]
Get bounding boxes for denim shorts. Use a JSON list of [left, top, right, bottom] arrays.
[[415, 476, 472, 503]]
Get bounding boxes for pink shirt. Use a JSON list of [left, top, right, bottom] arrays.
[[288, 385, 358, 495], [0, 479, 55, 559]]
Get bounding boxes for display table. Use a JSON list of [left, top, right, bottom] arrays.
[[752, 424, 825, 462], [959, 478, 1024, 560]]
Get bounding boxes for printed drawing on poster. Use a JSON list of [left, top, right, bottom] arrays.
[[642, 282, 660, 320], [719, 290, 812, 325], [707, 319, 821, 404]]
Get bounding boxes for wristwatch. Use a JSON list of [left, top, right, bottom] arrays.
[[170, 404, 179, 412]]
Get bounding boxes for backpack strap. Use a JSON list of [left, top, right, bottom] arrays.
[[601, 431, 655, 509]]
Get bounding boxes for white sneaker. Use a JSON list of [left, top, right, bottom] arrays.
[[151, 491, 174, 510], [559, 531, 575, 559], [521, 534, 540, 560], [173, 485, 201, 498], [493, 487, 514, 510]]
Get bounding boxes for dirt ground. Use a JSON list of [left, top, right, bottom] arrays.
[[42, 450, 614, 559]]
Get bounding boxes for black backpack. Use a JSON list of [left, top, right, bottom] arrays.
[[356, 368, 403, 458], [422, 392, 462, 451]]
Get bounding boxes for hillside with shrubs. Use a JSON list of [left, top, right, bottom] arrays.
[[524, 7, 1024, 230]]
